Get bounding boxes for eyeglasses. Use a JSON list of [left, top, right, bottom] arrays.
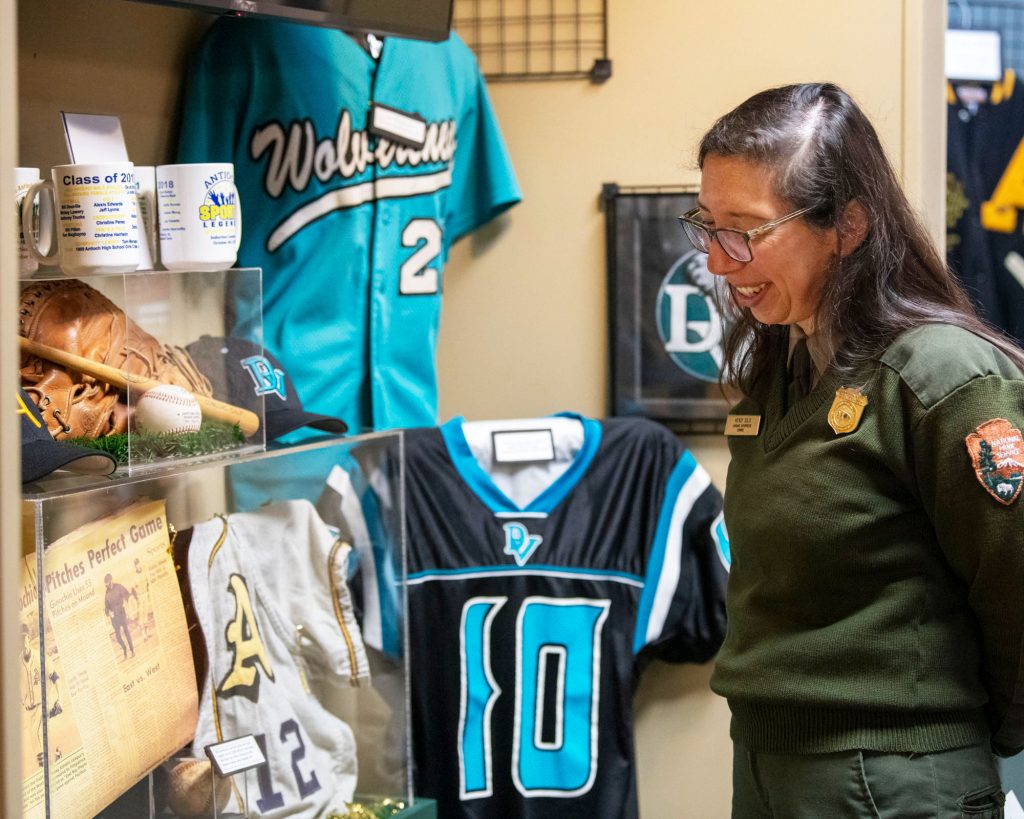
[[678, 205, 813, 263]]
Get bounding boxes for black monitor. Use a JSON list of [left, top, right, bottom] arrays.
[[132, 0, 454, 42]]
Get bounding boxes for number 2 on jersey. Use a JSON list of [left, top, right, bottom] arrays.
[[459, 596, 611, 800], [400, 219, 442, 295]]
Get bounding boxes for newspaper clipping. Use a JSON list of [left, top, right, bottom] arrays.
[[20, 498, 198, 819]]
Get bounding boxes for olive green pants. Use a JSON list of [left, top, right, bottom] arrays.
[[732, 743, 1004, 818]]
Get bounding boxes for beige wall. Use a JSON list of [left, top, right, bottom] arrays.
[[17, 1, 209, 169], [9, 1, 943, 816]]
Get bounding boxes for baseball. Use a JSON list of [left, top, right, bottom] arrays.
[[134, 385, 202, 435], [166, 758, 231, 818]]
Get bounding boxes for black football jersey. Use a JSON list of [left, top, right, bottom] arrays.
[[947, 69, 1024, 344], [402, 414, 729, 818]]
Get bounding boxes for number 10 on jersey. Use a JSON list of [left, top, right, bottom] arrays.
[[458, 595, 611, 800]]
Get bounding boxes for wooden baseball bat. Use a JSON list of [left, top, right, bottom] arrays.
[[19, 335, 260, 437]]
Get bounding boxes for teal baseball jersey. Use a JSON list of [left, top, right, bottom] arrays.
[[178, 17, 521, 433]]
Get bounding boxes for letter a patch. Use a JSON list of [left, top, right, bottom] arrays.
[[965, 418, 1024, 506]]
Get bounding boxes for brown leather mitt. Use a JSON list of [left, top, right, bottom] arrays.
[[19, 279, 213, 440]]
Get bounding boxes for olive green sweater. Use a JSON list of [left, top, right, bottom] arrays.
[[711, 324, 1024, 755]]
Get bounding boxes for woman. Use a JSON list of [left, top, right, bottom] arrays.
[[684, 83, 1024, 817]]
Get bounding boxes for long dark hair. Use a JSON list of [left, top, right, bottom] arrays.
[[698, 82, 1024, 393]]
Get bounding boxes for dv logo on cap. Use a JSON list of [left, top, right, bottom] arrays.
[[240, 356, 286, 400]]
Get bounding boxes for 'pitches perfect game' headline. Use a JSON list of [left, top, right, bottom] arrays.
[[43, 514, 165, 594]]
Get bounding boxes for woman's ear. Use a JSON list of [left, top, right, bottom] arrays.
[[838, 199, 869, 257]]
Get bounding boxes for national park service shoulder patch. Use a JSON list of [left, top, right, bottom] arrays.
[[965, 418, 1024, 506]]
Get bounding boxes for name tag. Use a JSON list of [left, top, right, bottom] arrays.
[[368, 103, 427, 149], [493, 430, 556, 464], [724, 414, 761, 436]]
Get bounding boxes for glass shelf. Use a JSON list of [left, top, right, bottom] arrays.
[[19, 267, 268, 476], [21, 430, 397, 501]]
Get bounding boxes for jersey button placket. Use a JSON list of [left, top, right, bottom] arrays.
[[370, 184, 389, 426]]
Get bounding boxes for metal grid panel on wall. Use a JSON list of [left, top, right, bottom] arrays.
[[452, 0, 610, 82], [950, 0, 1024, 77]]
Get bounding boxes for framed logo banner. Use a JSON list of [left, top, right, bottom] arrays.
[[603, 183, 735, 431]]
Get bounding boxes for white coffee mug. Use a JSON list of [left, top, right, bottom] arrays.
[[22, 162, 141, 276], [157, 163, 242, 271], [15, 167, 43, 275], [134, 165, 159, 270]]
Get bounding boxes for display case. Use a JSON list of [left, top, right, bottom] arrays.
[[20, 431, 418, 819], [18, 268, 267, 475]]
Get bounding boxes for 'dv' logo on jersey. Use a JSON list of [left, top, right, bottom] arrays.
[[503, 523, 543, 566]]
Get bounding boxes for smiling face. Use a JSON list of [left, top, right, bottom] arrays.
[[698, 154, 838, 333]]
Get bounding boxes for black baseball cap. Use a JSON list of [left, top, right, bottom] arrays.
[[184, 335, 348, 441], [19, 388, 117, 483]]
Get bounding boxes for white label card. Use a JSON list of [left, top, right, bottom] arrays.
[[945, 29, 1002, 82], [61, 112, 130, 163], [205, 734, 266, 777], [493, 429, 556, 464], [368, 103, 427, 149]]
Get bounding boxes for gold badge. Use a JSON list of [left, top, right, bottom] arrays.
[[827, 387, 868, 434], [724, 414, 761, 436]]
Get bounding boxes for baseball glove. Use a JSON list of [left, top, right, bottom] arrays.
[[19, 279, 213, 440]]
